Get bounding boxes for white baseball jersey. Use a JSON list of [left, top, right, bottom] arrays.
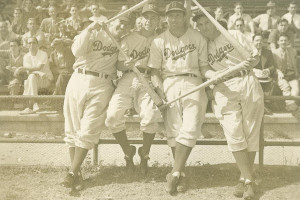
[[148, 28, 208, 79], [105, 31, 162, 134], [72, 29, 119, 77], [208, 33, 264, 152]]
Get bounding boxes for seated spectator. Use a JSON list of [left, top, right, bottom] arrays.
[[22, 0, 40, 25], [251, 1, 280, 34], [49, 38, 74, 95], [60, 0, 75, 18], [0, 39, 26, 94], [214, 6, 228, 27], [57, 23, 72, 39], [252, 34, 277, 114], [89, 3, 107, 23], [282, 1, 300, 38], [268, 19, 295, 50], [65, 4, 82, 37], [11, 8, 27, 37], [228, 18, 253, 52], [40, 5, 64, 42], [0, 21, 18, 85], [228, 2, 252, 32], [22, 18, 48, 51], [272, 34, 299, 112], [20, 37, 53, 114]]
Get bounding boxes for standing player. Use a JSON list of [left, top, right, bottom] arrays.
[[148, 1, 208, 194], [105, 3, 161, 175], [62, 15, 131, 189], [194, 11, 264, 200]]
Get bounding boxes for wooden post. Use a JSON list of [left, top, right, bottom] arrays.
[[93, 145, 99, 165], [259, 117, 264, 169]]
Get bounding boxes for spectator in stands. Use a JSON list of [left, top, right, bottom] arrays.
[[251, 1, 280, 34], [60, 0, 75, 19], [22, 18, 48, 51], [0, 39, 26, 95], [49, 38, 74, 95], [228, 2, 252, 32], [272, 34, 299, 112], [252, 33, 277, 114], [268, 19, 294, 50], [79, 0, 94, 20], [11, 8, 27, 37], [0, 21, 18, 85], [214, 6, 228, 27], [228, 18, 253, 52], [20, 37, 53, 114], [282, 1, 300, 38], [22, 0, 39, 25], [65, 4, 82, 37], [89, 3, 107, 23], [57, 23, 72, 39], [40, 5, 64, 42]]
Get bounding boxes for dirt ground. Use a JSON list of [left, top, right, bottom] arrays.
[[0, 164, 299, 200]]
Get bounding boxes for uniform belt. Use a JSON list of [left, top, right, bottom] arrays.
[[225, 69, 250, 80], [168, 73, 198, 78], [76, 68, 109, 79], [123, 69, 151, 75]]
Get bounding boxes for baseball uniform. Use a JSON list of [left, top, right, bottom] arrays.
[[105, 31, 162, 134], [64, 28, 118, 150], [148, 27, 208, 148], [208, 34, 264, 152]]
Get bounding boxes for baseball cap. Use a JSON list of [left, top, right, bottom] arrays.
[[266, 1, 276, 7], [165, 1, 186, 14], [142, 3, 160, 15], [192, 7, 213, 22]]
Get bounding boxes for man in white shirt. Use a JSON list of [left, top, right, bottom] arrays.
[[282, 1, 300, 38], [20, 37, 53, 114], [228, 2, 252, 32], [89, 3, 107, 23]]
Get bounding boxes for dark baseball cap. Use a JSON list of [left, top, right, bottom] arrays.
[[142, 3, 160, 15], [165, 1, 186, 14], [192, 7, 213, 22]]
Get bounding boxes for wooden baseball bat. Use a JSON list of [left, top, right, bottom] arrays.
[[159, 64, 246, 109], [191, 0, 250, 60], [102, 25, 164, 107]]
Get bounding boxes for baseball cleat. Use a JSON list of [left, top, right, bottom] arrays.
[[234, 180, 245, 198], [165, 173, 179, 195], [61, 172, 75, 188], [124, 145, 136, 173], [176, 175, 188, 193], [243, 181, 255, 200], [138, 146, 150, 175]]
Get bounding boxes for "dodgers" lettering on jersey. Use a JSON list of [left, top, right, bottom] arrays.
[[208, 43, 234, 65], [92, 41, 119, 56], [129, 47, 150, 60], [164, 44, 196, 60]]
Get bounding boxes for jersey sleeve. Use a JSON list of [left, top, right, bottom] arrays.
[[147, 38, 163, 70], [71, 29, 92, 57]]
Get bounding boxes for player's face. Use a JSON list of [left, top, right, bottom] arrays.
[[141, 12, 159, 32], [166, 11, 185, 30], [277, 36, 289, 48], [196, 16, 216, 40], [253, 35, 263, 49], [277, 22, 288, 33]]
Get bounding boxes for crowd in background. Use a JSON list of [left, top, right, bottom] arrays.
[[0, 0, 299, 113]]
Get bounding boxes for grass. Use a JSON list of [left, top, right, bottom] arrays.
[[0, 164, 299, 200]]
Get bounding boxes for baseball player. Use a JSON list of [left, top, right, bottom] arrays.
[[62, 14, 131, 189], [194, 11, 264, 200], [105, 3, 162, 175], [148, 1, 208, 194]]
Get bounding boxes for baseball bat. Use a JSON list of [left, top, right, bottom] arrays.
[[102, 25, 164, 107], [159, 64, 246, 109], [191, 0, 250, 60]]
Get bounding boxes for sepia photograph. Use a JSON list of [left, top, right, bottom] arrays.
[[0, 0, 299, 199]]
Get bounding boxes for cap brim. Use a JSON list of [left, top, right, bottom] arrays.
[[166, 8, 186, 14]]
